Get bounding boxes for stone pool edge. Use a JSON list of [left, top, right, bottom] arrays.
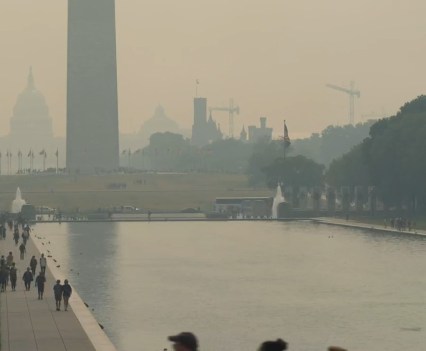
[[31, 234, 117, 351]]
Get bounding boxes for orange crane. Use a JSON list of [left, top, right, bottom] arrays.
[[326, 81, 360, 125]]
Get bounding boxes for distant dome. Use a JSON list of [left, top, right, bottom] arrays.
[[139, 105, 180, 140], [10, 67, 53, 138]]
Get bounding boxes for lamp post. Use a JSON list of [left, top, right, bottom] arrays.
[[55, 149, 59, 174], [18, 150, 22, 173]]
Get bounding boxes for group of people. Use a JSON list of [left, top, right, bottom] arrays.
[[0, 253, 18, 291], [166, 332, 348, 351], [0, 220, 72, 311], [384, 217, 415, 231]]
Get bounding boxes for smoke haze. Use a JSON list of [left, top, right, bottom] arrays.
[[1, 0, 425, 138]]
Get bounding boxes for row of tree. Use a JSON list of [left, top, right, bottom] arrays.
[[128, 106, 424, 214], [326, 96, 426, 211], [127, 132, 254, 173], [128, 121, 373, 188]]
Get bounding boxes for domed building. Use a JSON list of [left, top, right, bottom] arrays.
[[139, 105, 180, 142], [10, 67, 53, 140], [0, 68, 65, 173]]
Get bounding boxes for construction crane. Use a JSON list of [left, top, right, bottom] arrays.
[[209, 99, 240, 138], [326, 81, 360, 125]]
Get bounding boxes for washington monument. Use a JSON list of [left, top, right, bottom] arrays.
[[66, 0, 119, 174]]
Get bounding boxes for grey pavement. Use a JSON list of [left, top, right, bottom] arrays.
[[0, 227, 97, 351], [315, 217, 426, 236]]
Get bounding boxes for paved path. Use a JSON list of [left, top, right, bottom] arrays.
[[315, 217, 426, 236], [0, 227, 112, 351]]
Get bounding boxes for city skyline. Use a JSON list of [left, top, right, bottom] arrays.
[[1, 1, 426, 139]]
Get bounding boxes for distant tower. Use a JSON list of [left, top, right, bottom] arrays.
[[191, 98, 207, 146], [240, 126, 247, 142], [248, 117, 273, 142], [66, 0, 120, 174]]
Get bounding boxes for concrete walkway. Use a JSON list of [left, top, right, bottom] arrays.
[[0, 228, 111, 351], [314, 217, 426, 236]]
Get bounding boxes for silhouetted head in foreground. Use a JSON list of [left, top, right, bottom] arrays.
[[259, 339, 288, 351], [168, 332, 198, 351], [328, 347, 347, 351]]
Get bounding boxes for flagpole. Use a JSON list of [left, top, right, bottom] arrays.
[[56, 149, 59, 174], [283, 120, 287, 159], [8, 151, 11, 175], [128, 149, 131, 170]]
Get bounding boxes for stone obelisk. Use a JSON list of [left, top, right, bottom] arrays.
[[66, 0, 119, 174]]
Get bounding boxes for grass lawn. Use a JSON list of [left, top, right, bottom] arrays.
[[0, 172, 271, 212]]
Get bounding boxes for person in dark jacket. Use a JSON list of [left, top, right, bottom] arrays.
[[9, 263, 17, 291], [168, 332, 199, 351], [53, 280, 63, 311], [22, 267, 33, 291], [35, 272, 46, 300], [62, 279, 72, 311], [0, 265, 7, 292], [258, 339, 288, 351], [13, 231, 19, 245], [19, 242, 26, 260], [6, 251, 14, 266], [30, 256, 38, 276]]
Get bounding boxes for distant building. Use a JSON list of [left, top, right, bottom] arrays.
[[248, 117, 273, 142], [215, 197, 273, 218], [0, 68, 65, 172], [191, 97, 222, 146], [139, 105, 180, 143], [120, 105, 189, 165], [10, 67, 53, 141]]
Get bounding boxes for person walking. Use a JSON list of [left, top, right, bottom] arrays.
[[0, 265, 7, 292], [53, 280, 63, 311], [168, 332, 199, 351], [35, 272, 46, 300], [22, 267, 33, 291], [22, 231, 28, 245], [6, 251, 14, 266], [19, 242, 26, 260], [30, 256, 38, 276], [40, 254, 47, 273], [9, 263, 17, 291], [13, 231, 19, 245], [62, 279, 72, 311], [258, 339, 288, 351], [4, 264, 10, 287]]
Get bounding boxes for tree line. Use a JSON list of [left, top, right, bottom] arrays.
[[326, 96, 426, 212], [127, 120, 371, 179]]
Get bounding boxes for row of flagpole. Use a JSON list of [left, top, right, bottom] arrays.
[[0, 149, 59, 175]]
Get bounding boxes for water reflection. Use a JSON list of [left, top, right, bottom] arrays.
[[35, 221, 426, 351]]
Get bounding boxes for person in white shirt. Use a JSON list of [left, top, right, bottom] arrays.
[[40, 254, 47, 273]]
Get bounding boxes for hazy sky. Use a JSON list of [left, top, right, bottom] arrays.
[[1, 0, 426, 139]]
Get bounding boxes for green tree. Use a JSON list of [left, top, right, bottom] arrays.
[[263, 155, 324, 189], [247, 138, 282, 185], [325, 95, 426, 212]]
